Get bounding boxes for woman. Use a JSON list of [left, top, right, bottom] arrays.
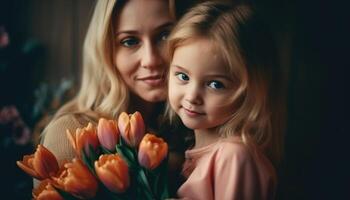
[[38, 0, 195, 195]]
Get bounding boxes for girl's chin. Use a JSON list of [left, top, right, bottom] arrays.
[[181, 120, 201, 130]]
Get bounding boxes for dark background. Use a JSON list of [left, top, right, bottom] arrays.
[[0, 0, 348, 199]]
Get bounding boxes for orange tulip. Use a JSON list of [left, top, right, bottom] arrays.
[[33, 179, 64, 200], [97, 118, 119, 151], [118, 112, 145, 147], [94, 154, 130, 193], [138, 134, 168, 170], [53, 158, 98, 199], [16, 144, 59, 180], [66, 123, 100, 158]]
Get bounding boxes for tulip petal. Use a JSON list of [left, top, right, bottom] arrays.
[[94, 154, 130, 193], [97, 118, 119, 151], [138, 134, 168, 169], [68, 123, 99, 158], [130, 112, 145, 147], [54, 159, 98, 199], [33, 145, 59, 178], [16, 145, 59, 180], [118, 112, 131, 142], [16, 155, 41, 179], [33, 179, 64, 200]]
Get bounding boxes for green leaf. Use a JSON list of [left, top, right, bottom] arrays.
[[89, 144, 100, 161], [120, 136, 127, 146], [155, 157, 170, 199], [81, 145, 99, 176], [116, 146, 134, 168], [137, 168, 155, 200], [81, 150, 95, 175], [124, 146, 136, 161], [101, 146, 113, 154]]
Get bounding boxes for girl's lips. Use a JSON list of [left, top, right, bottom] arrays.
[[183, 107, 203, 117]]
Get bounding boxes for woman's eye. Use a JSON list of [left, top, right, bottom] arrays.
[[120, 37, 139, 47], [159, 30, 170, 41], [175, 72, 189, 81], [208, 81, 225, 89]]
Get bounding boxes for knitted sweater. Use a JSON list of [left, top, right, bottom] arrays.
[[40, 113, 97, 165]]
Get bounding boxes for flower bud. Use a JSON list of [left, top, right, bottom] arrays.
[[16, 144, 59, 180], [53, 158, 98, 199], [33, 179, 64, 200], [94, 154, 130, 193], [97, 118, 119, 151], [118, 112, 145, 147], [66, 123, 100, 158], [138, 134, 168, 170]]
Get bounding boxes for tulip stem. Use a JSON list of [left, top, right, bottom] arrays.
[[138, 168, 155, 199]]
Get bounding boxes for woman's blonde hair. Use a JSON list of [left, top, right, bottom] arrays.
[[167, 1, 284, 164], [57, 0, 187, 120]]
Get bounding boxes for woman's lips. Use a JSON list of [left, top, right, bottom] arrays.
[[138, 75, 165, 87]]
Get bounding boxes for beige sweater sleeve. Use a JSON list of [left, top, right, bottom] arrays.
[[34, 114, 85, 188], [34, 113, 97, 188], [40, 114, 85, 165]]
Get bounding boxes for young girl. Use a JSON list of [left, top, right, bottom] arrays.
[[167, 2, 284, 199]]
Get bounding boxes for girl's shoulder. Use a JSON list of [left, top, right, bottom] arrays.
[[215, 136, 249, 153], [213, 136, 260, 165], [213, 136, 276, 179]]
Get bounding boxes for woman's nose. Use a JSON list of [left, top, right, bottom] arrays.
[[140, 41, 162, 69]]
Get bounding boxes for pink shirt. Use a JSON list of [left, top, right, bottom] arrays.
[[177, 136, 276, 200]]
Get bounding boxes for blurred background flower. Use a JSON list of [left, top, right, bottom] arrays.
[[0, 26, 10, 48], [0, 23, 75, 199], [0, 105, 34, 200]]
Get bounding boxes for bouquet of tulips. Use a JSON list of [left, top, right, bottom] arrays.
[[16, 112, 169, 200]]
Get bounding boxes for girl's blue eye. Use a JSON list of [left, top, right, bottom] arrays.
[[208, 81, 225, 89], [175, 72, 189, 81], [121, 37, 139, 47]]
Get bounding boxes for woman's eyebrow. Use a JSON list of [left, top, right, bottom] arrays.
[[116, 22, 173, 36], [115, 30, 138, 36], [153, 22, 174, 32]]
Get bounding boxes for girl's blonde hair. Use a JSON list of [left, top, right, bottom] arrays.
[[167, 1, 284, 164]]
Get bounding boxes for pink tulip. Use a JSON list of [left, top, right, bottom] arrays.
[[138, 134, 168, 170], [94, 154, 130, 193], [118, 112, 145, 147], [97, 118, 119, 151]]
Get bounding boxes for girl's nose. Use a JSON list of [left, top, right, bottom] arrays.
[[185, 84, 203, 105], [140, 41, 162, 69]]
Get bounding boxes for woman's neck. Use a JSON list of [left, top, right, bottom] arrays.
[[128, 95, 163, 130], [193, 128, 221, 149]]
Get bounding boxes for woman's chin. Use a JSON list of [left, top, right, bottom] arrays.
[[139, 91, 167, 103]]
